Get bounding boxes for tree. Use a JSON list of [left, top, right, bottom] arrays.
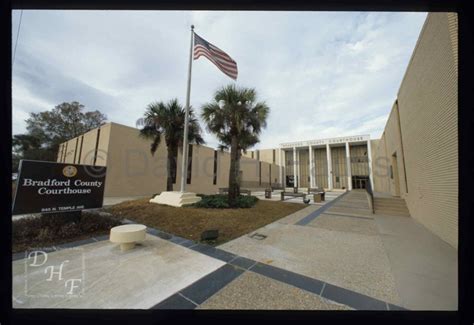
[[137, 99, 204, 192], [201, 84, 269, 207], [25, 101, 107, 153], [12, 134, 55, 172], [12, 102, 107, 171]]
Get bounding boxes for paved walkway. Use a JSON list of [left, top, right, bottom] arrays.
[[218, 190, 457, 310], [12, 190, 457, 310]]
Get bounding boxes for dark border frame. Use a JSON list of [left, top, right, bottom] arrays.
[[2, 1, 472, 325]]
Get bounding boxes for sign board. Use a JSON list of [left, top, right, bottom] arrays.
[[12, 160, 107, 215]]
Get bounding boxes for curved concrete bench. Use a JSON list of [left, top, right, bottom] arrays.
[[110, 224, 147, 251]]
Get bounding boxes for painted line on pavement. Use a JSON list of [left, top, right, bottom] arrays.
[[295, 191, 350, 226]]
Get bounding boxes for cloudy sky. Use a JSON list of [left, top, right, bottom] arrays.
[[12, 10, 427, 149]]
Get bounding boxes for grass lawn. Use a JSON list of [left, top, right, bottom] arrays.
[[106, 198, 306, 245]]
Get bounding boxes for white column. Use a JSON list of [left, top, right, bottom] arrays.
[[367, 139, 374, 190], [326, 143, 333, 190], [345, 142, 352, 191], [293, 147, 298, 188], [309, 145, 314, 188], [279, 148, 283, 187]]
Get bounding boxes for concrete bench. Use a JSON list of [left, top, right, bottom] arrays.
[[308, 187, 325, 201], [110, 224, 147, 251], [218, 188, 251, 196], [280, 191, 306, 201], [308, 187, 325, 194]]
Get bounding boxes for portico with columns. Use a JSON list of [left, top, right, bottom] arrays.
[[280, 135, 373, 191]]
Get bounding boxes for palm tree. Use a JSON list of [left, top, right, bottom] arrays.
[[201, 84, 269, 207], [137, 99, 204, 191]]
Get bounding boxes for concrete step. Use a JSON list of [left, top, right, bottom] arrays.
[[374, 202, 409, 209], [374, 196, 410, 217], [375, 198, 406, 204], [375, 208, 410, 214], [374, 202, 409, 208], [374, 209, 410, 217]]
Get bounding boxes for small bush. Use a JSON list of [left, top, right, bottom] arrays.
[[12, 211, 122, 253], [193, 194, 258, 209]]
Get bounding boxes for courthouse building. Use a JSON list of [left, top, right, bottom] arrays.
[[57, 13, 458, 248]]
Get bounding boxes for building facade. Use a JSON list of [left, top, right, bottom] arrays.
[[56, 13, 457, 248], [57, 122, 284, 198], [371, 12, 458, 249], [245, 135, 375, 191]]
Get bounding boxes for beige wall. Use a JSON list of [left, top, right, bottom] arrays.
[[313, 147, 328, 189], [397, 12, 458, 248], [331, 146, 348, 189], [56, 124, 110, 167], [245, 148, 277, 165], [298, 150, 309, 187], [372, 13, 458, 248], [58, 122, 283, 197], [349, 144, 369, 176]]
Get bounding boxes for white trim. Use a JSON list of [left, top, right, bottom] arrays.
[[367, 139, 374, 190], [309, 145, 314, 188], [345, 142, 352, 191], [326, 143, 333, 190], [280, 134, 370, 148], [293, 147, 297, 188]]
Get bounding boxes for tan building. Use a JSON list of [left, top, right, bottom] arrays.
[[57, 122, 283, 198], [243, 13, 458, 249], [57, 12, 457, 248], [245, 136, 374, 191], [371, 12, 458, 249]]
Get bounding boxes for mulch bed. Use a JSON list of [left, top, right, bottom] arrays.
[[12, 212, 122, 253], [11, 198, 306, 253], [106, 199, 306, 245]]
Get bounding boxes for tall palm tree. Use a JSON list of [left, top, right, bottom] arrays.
[[137, 99, 204, 191], [201, 84, 269, 207]]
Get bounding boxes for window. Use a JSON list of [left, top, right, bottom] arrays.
[[273, 149, 276, 163], [269, 165, 272, 185], [251, 151, 254, 159], [93, 128, 101, 166], [390, 165, 393, 179], [213, 150, 218, 185]]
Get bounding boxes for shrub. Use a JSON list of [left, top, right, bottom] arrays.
[[192, 194, 258, 209], [12, 211, 122, 253]]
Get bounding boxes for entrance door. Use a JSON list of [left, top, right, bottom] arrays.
[[352, 176, 369, 189], [286, 175, 294, 187]]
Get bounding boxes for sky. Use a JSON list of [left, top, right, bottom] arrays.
[[12, 10, 427, 149]]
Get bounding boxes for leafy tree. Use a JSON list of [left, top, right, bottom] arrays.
[[12, 102, 107, 171], [137, 99, 204, 191], [201, 84, 269, 207], [12, 134, 55, 172], [25, 101, 107, 152]]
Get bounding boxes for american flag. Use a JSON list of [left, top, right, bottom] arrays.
[[193, 32, 238, 80]]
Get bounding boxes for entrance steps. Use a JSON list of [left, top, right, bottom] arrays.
[[374, 197, 410, 217]]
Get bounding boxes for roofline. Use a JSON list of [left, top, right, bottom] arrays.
[[396, 12, 431, 98]]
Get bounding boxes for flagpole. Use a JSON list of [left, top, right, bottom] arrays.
[[180, 25, 194, 193]]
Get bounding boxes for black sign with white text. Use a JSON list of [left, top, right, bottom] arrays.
[[12, 160, 107, 215]]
